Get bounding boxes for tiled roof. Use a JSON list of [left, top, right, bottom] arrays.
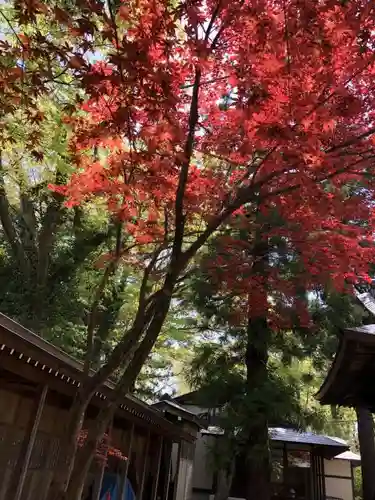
[[269, 427, 348, 448], [345, 324, 375, 335], [334, 451, 361, 463], [153, 399, 206, 428], [201, 426, 348, 451]]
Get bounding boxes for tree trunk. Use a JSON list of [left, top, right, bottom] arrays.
[[245, 233, 271, 500], [245, 315, 271, 500], [46, 344, 136, 500], [49, 290, 174, 500], [0, 151, 30, 279], [47, 394, 91, 500], [65, 404, 117, 500], [215, 460, 235, 500], [356, 407, 375, 500], [46, 329, 140, 500]]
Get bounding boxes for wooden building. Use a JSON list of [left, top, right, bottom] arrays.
[[316, 324, 375, 410], [317, 324, 375, 500], [171, 393, 361, 500], [0, 313, 201, 500]]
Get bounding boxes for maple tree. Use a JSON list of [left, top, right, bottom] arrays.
[[2, 0, 375, 498]]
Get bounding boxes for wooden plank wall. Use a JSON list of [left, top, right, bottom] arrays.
[[0, 387, 159, 500], [0, 387, 62, 500]]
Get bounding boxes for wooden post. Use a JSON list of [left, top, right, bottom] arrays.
[[118, 423, 134, 500], [10, 384, 48, 500], [161, 441, 173, 500], [151, 436, 163, 500], [356, 407, 375, 500], [172, 442, 182, 500], [92, 460, 107, 500], [39, 438, 57, 500], [139, 430, 151, 500], [351, 463, 356, 500], [0, 430, 17, 500], [0, 393, 22, 500], [182, 442, 194, 500]]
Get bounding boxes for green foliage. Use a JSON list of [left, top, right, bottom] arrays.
[[0, 2, 141, 375], [354, 467, 363, 500], [181, 253, 365, 477], [308, 291, 371, 369], [134, 301, 197, 401]]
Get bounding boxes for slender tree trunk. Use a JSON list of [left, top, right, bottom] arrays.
[[0, 151, 30, 279], [65, 404, 117, 500], [47, 394, 92, 500], [47, 340, 136, 499], [245, 233, 271, 500], [356, 407, 375, 500], [215, 460, 235, 500], [47, 354, 135, 500], [51, 290, 174, 500], [245, 315, 271, 500]]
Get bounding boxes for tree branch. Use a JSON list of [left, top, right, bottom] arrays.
[[36, 194, 65, 291], [0, 10, 26, 49], [259, 155, 375, 203], [0, 152, 29, 278], [84, 222, 123, 376], [327, 126, 375, 154], [172, 67, 201, 262]]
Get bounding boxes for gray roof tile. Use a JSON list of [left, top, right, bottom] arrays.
[[269, 427, 348, 448]]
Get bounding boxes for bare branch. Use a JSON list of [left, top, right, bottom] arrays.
[[205, 0, 223, 42], [327, 127, 375, 154], [84, 222, 123, 376], [0, 10, 26, 49], [138, 244, 166, 312], [173, 67, 201, 262], [0, 152, 29, 278]]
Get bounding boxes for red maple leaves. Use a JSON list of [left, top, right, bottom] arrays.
[[6, 0, 375, 324]]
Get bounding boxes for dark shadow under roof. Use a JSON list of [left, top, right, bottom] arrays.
[[152, 400, 206, 429], [317, 325, 375, 411]]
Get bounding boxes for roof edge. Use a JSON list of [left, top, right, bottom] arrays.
[[0, 313, 192, 439]]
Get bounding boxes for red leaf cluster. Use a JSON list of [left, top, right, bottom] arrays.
[[6, 0, 375, 323], [77, 430, 127, 464]]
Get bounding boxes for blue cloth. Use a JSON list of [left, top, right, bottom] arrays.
[[100, 472, 135, 500]]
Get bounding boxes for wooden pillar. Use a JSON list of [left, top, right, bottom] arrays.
[[319, 453, 326, 500], [172, 442, 182, 500], [173, 441, 195, 500], [39, 438, 57, 500], [311, 450, 318, 500], [0, 429, 17, 500], [161, 441, 173, 500], [283, 443, 288, 494], [183, 442, 195, 500], [139, 430, 151, 500], [118, 424, 135, 500], [9, 384, 48, 500], [356, 407, 375, 500], [351, 463, 356, 500], [151, 436, 163, 500]]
